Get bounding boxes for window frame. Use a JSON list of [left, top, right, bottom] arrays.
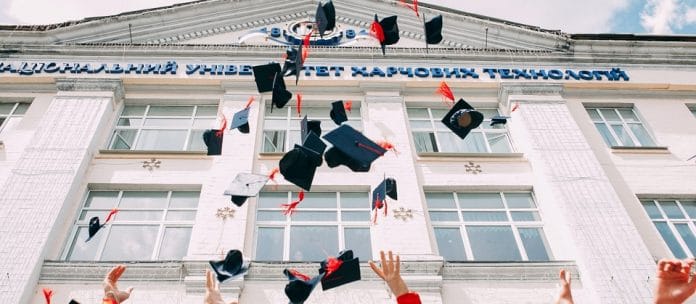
[[586, 107, 656, 148], [426, 191, 552, 262], [62, 190, 199, 261], [253, 191, 372, 261], [642, 198, 696, 259], [0, 102, 30, 133]]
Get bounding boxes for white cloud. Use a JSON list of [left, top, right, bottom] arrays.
[[640, 0, 696, 34], [685, 7, 696, 23]]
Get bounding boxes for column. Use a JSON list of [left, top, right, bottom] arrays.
[[499, 83, 655, 303], [0, 78, 122, 304]]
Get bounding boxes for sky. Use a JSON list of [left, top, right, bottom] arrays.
[[0, 0, 695, 34]]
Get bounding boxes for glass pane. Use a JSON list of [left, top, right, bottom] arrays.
[[193, 118, 216, 129], [169, 192, 200, 208], [292, 211, 337, 221], [256, 227, 284, 260], [437, 132, 469, 153], [296, 107, 325, 118], [611, 124, 635, 147], [600, 109, 620, 121], [675, 224, 696, 256], [344, 120, 362, 130], [595, 123, 618, 147], [158, 227, 192, 260], [586, 109, 601, 121], [300, 192, 336, 209], [458, 193, 504, 209], [117, 210, 163, 221], [642, 201, 663, 219], [195, 106, 218, 117], [289, 130, 301, 149], [654, 222, 687, 259], [426, 193, 456, 209], [410, 120, 433, 130], [344, 228, 372, 260], [505, 193, 536, 208], [165, 211, 197, 221], [144, 118, 192, 127], [67, 227, 101, 261], [434, 228, 467, 261], [119, 191, 168, 208], [264, 119, 287, 129], [0, 103, 15, 114], [14, 103, 29, 114], [407, 108, 429, 119], [101, 225, 159, 260], [289, 226, 338, 261], [0, 117, 5, 129], [617, 108, 639, 122], [110, 130, 138, 150], [511, 212, 541, 222], [188, 130, 207, 151], [431, 109, 448, 118], [265, 105, 287, 117], [628, 124, 655, 146], [413, 132, 437, 153], [681, 201, 696, 219], [340, 193, 369, 208], [79, 210, 104, 221], [263, 130, 285, 153], [463, 133, 488, 153], [135, 129, 187, 150], [478, 109, 499, 118], [117, 118, 142, 127], [258, 192, 288, 208], [462, 211, 508, 222], [467, 226, 521, 261], [148, 106, 194, 116], [429, 211, 459, 222], [121, 105, 146, 116], [660, 201, 685, 219], [519, 228, 551, 261], [84, 191, 119, 208], [487, 133, 511, 153], [341, 211, 370, 221], [257, 211, 286, 221]]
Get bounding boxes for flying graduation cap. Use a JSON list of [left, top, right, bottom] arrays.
[[315, 0, 336, 37], [323, 125, 386, 172], [230, 108, 250, 134], [329, 100, 351, 126], [284, 269, 324, 304], [424, 15, 443, 45], [224, 173, 269, 206], [253, 63, 282, 93], [273, 73, 293, 110], [441, 99, 484, 139], [318, 250, 361, 290], [280, 144, 320, 191], [209, 249, 249, 282], [372, 177, 397, 224], [301, 115, 322, 139], [490, 114, 510, 126], [86, 209, 119, 242], [371, 14, 400, 56]]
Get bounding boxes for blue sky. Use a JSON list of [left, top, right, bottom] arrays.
[[0, 0, 695, 34]]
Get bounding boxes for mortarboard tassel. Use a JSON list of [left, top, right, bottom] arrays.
[[288, 269, 311, 282], [215, 115, 227, 137], [399, 0, 419, 17], [281, 190, 305, 216], [43, 288, 53, 304], [302, 30, 312, 63], [104, 208, 119, 224], [268, 167, 280, 189], [296, 93, 303, 117], [370, 20, 385, 43], [378, 140, 398, 155], [436, 81, 455, 105], [245, 96, 255, 109], [511, 102, 520, 112], [344, 100, 352, 112], [324, 257, 343, 277]]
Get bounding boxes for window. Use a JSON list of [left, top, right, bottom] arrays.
[[691, 107, 696, 118], [65, 190, 199, 261], [407, 107, 512, 153], [426, 192, 551, 261], [254, 191, 372, 261], [262, 104, 361, 153], [108, 105, 218, 151], [0, 102, 30, 133], [642, 199, 696, 259], [586, 107, 656, 147]]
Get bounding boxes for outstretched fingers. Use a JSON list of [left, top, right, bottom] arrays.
[[369, 260, 386, 280], [395, 254, 400, 276]]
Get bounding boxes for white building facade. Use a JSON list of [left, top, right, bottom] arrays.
[[1, 1, 695, 303]]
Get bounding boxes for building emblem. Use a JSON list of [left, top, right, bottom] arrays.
[[239, 22, 368, 46]]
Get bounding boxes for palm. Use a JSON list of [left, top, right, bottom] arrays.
[[103, 265, 133, 303], [205, 269, 238, 304], [655, 259, 696, 304]]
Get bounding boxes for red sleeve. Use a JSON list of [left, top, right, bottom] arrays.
[[397, 292, 421, 304]]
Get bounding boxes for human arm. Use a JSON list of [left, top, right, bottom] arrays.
[[554, 269, 574, 304], [205, 269, 238, 304], [369, 250, 421, 304], [103, 265, 133, 304], [654, 259, 696, 304]]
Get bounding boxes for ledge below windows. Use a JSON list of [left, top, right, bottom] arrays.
[[417, 152, 525, 161], [97, 150, 209, 159], [258, 152, 284, 160], [610, 146, 670, 154]]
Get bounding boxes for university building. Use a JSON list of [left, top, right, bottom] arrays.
[[1, 0, 695, 303]]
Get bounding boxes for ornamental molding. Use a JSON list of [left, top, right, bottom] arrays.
[[498, 82, 565, 107], [55, 78, 125, 102]]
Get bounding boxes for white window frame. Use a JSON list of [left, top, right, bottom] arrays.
[[642, 199, 696, 259], [586, 107, 656, 147], [426, 191, 552, 261], [407, 107, 512, 154], [253, 191, 372, 261], [108, 104, 218, 151], [62, 190, 199, 261], [0, 102, 30, 133]]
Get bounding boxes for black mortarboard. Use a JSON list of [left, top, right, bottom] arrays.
[[301, 115, 322, 142], [319, 250, 361, 290], [441, 99, 484, 139], [273, 73, 293, 109], [373, 177, 398, 207], [279, 145, 319, 191], [284, 270, 324, 304], [69, 300, 80, 304], [302, 132, 327, 167], [490, 114, 509, 126], [424, 15, 443, 45], [253, 63, 282, 93], [316, 0, 336, 37], [224, 173, 269, 207], [323, 125, 386, 172], [375, 15, 400, 55], [329, 100, 348, 126], [202, 129, 223, 155], [86, 216, 102, 242], [209, 249, 249, 282], [230, 108, 250, 134], [282, 47, 299, 77]]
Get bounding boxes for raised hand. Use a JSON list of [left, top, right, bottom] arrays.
[[555, 269, 574, 304], [369, 250, 409, 298], [205, 269, 238, 304], [655, 259, 696, 304], [103, 265, 133, 303]]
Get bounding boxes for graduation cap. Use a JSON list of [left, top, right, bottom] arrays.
[[224, 173, 269, 207], [371, 15, 400, 56], [301, 115, 322, 139], [424, 15, 443, 45], [203, 129, 223, 155], [490, 114, 510, 126], [372, 177, 397, 223], [303, 132, 327, 167], [441, 99, 484, 139], [86, 209, 118, 242], [253, 63, 282, 93], [209, 249, 249, 282], [284, 269, 324, 304], [230, 107, 250, 134], [315, 0, 336, 37], [69, 300, 80, 304], [282, 47, 299, 76], [279, 145, 319, 191], [329, 100, 349, 126], [318, 250, 361, 290], [273, 73, 293, 110], [323, 125, 386, 172]]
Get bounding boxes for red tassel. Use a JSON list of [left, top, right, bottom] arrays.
[[370, 20, 385, 43], [511, 102, 520, 112], [302, 30, 312, 63], [281, 190, 305, 216], [268, 167, 280, 182], [325, 257, 343, 277], [436, 81, 455, 104], [377, 140, 398, 155], [344, 100, 353, 112], [296, 93, 302, 117], [373, 195, 384, 224], [399, 0, 419, 16], [289, 269, 310, 282], [43, 288, 53, 304], [104, 208, 119, 224], [215, 115, 227, 138], [245, 96, 255, 109]]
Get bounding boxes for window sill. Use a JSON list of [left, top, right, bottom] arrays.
[[442, 260, 579, 282], [418, 152, 525, 161], [97, 149, 209, 159], [258, 152, 284, 160], [610, 146, 670, 154]]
